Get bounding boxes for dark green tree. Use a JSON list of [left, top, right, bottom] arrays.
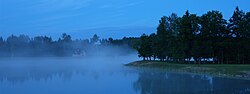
[[200, 10, 227, 63], [241, 12, 250, 38], [155, 13, 181, 61], [228, 7, 247, 64], [62, 33, 72, 42], [149, 33, 157, 60], [237, 12, 250, 64], [136, 34, 153, 60], [156, 16, 168, 61], [91, 34, 99, 44], [178, 10, 199, 62], [228, 6, 245, 37]]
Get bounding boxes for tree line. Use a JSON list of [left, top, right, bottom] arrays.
[[0, 33, 138, 57], [135, 7, 250, 64]]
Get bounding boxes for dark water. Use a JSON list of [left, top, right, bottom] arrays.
[[0, 55, 249, 94]]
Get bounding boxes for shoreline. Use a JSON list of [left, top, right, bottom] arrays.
[[125, 61, 250, 80]]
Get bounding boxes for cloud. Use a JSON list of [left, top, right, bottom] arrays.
[[99, 5, 113, 9], [70, 0, 93, 10], [117, 2, 139, 9], [24, 0, 92, 12], [98, 1, 142, 9]]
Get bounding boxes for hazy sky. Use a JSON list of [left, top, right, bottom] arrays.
[[0, 0, 249, 39]]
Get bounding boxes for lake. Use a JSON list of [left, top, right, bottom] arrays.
[[0, 54, 249, 94]]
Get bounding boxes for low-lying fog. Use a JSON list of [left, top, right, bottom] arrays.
[[0, 51, 250, 94], [0, 52, 139, 82], [0, 52, 141, 94]]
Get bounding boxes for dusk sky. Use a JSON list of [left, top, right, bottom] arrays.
[[0, 0, 250, 39]]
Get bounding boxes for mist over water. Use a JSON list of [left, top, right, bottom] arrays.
[[1, 0, 249, 93], [0, 53, 250, 94], [0, 53, 139, 81], [0, 53, 139, 94]]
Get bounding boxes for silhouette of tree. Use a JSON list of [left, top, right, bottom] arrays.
[[228, 6, 245, 37], [91, 34, 99, 44], [136, 7, 250, 64]]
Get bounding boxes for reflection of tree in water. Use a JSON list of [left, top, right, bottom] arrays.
[[0, 57, 124, 84], [212, 78, 250, 94], [0, 68, 78, 83], [134, 71, 250, 94], [0, 62, 87, 83]]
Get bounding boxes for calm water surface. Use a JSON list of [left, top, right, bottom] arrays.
[[0, 55, 249, 94]]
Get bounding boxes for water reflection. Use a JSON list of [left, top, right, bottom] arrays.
[[0, 57, 140, 94], [133, 69, 250, 94], [0, 57, 250, 94], [0, 63, 83, 83], [0, 57, 131, 83]]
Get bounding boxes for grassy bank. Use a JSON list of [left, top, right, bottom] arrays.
[[125, 61, 250, 80]]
